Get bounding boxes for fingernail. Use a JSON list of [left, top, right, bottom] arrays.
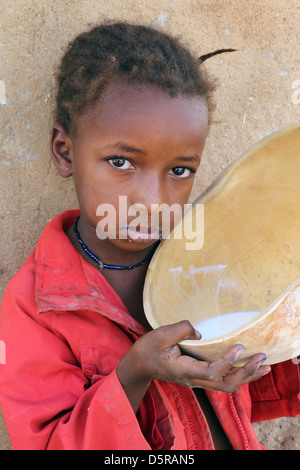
[[256, 354, 267, 365], [234, 344, 245, 357], [193, 329, 202, 340]]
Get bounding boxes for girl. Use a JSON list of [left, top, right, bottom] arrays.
[[0, 22, 299, 450]]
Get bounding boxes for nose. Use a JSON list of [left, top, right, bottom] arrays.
[[127, 171, 168, 231], [127, 171, 185, 238], [132, 170, 167, 213]]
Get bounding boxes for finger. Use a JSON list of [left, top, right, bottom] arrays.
[[156, 320, 201, 346], [222, 353, 271, 391], [179, 348, 270, 391], [191, 344, 245, 383], [168, 345, 244, 388]]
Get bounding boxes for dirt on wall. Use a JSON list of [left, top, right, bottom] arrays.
[[0, 0, 299, 450]]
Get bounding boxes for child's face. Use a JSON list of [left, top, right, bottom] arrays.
[[53, 82, 208, 253]]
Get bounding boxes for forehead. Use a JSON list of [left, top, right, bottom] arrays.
[[75, 82, 208, 146]]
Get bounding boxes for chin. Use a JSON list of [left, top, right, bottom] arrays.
[[111, 236, 160, 252]]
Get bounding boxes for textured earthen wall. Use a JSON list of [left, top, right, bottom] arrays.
[[0, 0, 299, 450]]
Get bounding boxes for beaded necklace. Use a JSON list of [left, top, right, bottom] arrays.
[[73, 216, 159, 271]]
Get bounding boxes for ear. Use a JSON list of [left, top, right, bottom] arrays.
[[50, 123, 73, 178]]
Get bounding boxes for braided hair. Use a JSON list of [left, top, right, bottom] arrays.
[[54, 22, 224, 136]]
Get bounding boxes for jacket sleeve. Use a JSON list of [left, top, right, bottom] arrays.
[[249, 359, 300, 422], [0, 275, 151, 450]]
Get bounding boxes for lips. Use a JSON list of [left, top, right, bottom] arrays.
[[120, 225, 162, 242]]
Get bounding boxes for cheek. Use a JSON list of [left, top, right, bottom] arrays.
[[168, 179, 194, 204], [73, 160, 112, 206]]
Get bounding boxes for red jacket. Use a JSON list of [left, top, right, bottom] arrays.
[[0, 210, 299, 450]]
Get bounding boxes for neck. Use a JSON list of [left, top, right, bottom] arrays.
[[69, 216, 159, 270]]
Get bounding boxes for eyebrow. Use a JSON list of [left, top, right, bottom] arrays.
[[174, 156, 200, 163], [105, 142, 200, 162], [108, 142, 146, 154]]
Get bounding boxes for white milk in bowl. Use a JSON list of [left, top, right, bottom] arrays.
[[194, 311, 260, 340]]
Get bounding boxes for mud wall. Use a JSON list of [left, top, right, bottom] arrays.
[[0, 0, 299, 450]]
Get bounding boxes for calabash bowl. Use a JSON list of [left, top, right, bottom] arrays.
[[143, 123, 300, 366]]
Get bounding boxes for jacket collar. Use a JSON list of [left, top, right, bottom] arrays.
[[34, 210, 147, 337]]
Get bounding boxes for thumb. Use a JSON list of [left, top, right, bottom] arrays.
[[158, 320, 201, 345]]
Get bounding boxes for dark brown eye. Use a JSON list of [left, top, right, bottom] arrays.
[[170, 167, 192, 178], [108, 158, 134, 170], [111, 157, 125, 167]]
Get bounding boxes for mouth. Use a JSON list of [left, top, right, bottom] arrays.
[[120, 225, 162, 242]]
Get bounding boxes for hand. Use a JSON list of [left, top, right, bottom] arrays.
[[117, 320, 271, 412]]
